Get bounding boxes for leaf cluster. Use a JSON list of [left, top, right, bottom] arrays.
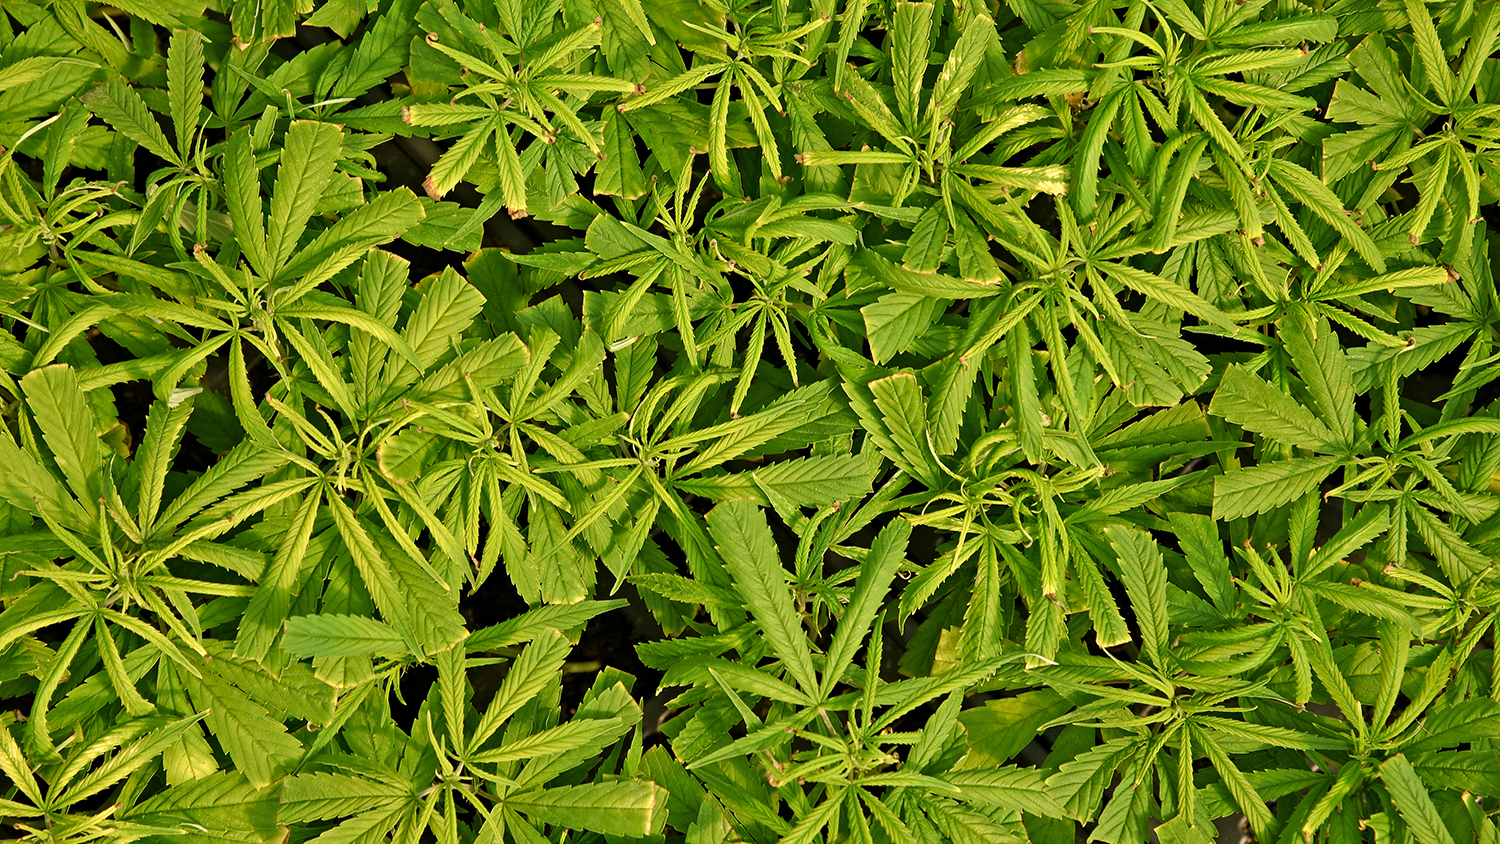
[[2, 0, 1500, 842]]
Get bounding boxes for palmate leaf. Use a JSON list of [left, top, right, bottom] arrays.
[[596, 109, 647, 200], [132, 398, 193, 533], [54, 715, 208, 809], [1281, 310, 1355, 446], [672, 454, 871, 507], [1192, 723, 1274, 839], [865, 372, 941, 487], [1266, 159, 1387, 273], [470, 716, 623, 764], [466, 600, 626, 651], [863, 292, 938, 364], [853, 249, 1004, 300], [387, 266, 487, 382], [166, 30, 204, 155], [324, 492, 427, 654], [276, 188, 426, 294], [234, 481, 323, 662], [0, 421, 90, 531], [1399, 698, 1500, 753], [223, 128, 273, 278], [125, 772, 280, 836], [468, 629, 572, 753]]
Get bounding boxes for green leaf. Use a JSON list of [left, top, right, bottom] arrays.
[[470, 717, 624, 764], [1073, 88, 1126, 220], [1105, 525, 1168, 665], [942, 767, 1068, 818], [1103, 262, 1232, 330], [903, 206, 947, 273], [1307, 505, 1389, 575], [1381, 754, 1458, 844], [596, 110, 647, 200], [505, 780, 668, 838], [279, 773, 408, 822], [223, 128, 272, 278], [268, 121, 347, 271], [126, 772, 280, 835], [282, 614, 410, 658], [1213, 456, 1340, 521], [928, 13, 994, 127], [1267, 158, 1387, 273], [469, 629, 572, 752], [867, 372, 940, 487], [821, 518, 910, 695], [278, 187, 426, 289], [81, 79, 178, 166], [1282, 310, 1355, 446], [0, 57, 97, 93], [20, 365, 102, 508], [467, 601, 627, 652], [958, 689, 1070, 768], [185, 660, 305, 789], [890, 3, 933, 129], [325, 493, 423, 655], [1009, 324, 1043, 463], [706, 499, 820, 696], [427, 119, 494, 199], [55, 716, 206, 808], [1306, 581, 1419, 634], [494, 125, 529, 216], [391, 266, 487, 379], [133, 399, 193, 534], [1194, 723, 1273, 839], [1209, 364, 1335, 449], [1399, 699, 1500, 753], [853, 249, 1004, 299], [1315, 266, 1450, 299], [166, 30, 204, 154], [1403, 0, 1453, 106], [664, 454, 873, 508], [862, 293, 938, 365]]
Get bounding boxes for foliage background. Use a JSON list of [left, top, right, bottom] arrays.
[[1, 0, 1500, 842]]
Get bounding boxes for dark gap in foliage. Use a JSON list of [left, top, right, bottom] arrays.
[[88, 331, 149, 444], [1410, 343, 1466, 408], [391, 662, 437, 731], [383, 231, 473, 281], [563, 589, 665, 718], [460, 561, 531, 632]]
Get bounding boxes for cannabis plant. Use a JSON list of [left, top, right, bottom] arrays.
[[1, 0, 1498, 841]]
